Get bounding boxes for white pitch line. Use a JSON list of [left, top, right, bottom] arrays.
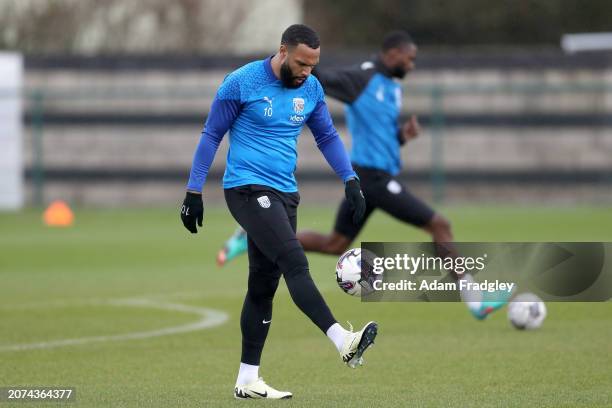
[[0, 298, 228, 352], [0, 291, 205, 311]]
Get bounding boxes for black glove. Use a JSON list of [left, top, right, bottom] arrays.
[[345, 178, 366, 224], [397, 127, 407, 146], [181, 192, 204, 233]]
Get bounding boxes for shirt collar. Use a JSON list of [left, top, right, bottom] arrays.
[[264, 56, 278, 81]]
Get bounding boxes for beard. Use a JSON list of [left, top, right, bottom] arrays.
[[390, 64, 407, 79], [280, 61, 306, 88]]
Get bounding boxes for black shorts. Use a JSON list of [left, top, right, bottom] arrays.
[[225, 184, 301, 268], [334, 165, 435, 240]]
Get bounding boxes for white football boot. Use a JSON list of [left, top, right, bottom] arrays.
[[234, 378, 292, 400], [340, 321, 378, 368]]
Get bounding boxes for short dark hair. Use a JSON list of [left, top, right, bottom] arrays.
[[382, 30, 415, 52], [281, 24, 320, 49]]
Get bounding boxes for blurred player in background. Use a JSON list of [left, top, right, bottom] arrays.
[[181, 24, 378, 400], [218, 30, 509, 320]]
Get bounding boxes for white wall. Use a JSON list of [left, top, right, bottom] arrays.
[[0, 53, 23, 210]]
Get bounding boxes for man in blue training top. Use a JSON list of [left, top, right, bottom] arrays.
[[180, 24, 378, 400], [217, 30, 510, 320]]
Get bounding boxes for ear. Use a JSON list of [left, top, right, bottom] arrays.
[[279, 44, 289, 61]]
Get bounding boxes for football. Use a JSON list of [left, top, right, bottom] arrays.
[[335, 248, 378, 296], [507, 292, 547, 330]]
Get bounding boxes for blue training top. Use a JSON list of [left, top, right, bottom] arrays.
[[313, 59, 403, 175], [187, 57, 356, 193], [347, 72, 402, 175]]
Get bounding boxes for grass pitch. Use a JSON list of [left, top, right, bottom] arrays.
[[1, 206, 611, 407]]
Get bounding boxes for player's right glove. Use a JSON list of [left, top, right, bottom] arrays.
[[181, 191, 204, 233], [345, 178, 366, 224]]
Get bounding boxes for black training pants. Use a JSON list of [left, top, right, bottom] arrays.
[[225, 184, 337, 365]]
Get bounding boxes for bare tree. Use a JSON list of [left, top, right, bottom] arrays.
[[0, 0, 251, 54]]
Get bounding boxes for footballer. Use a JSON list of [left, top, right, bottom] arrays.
[[180, 24, 378, 400]]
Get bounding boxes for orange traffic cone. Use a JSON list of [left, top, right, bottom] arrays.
[[43, 200, 74, 227]]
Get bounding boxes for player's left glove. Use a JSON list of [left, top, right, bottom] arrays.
[[181, 191, 203, 233], [345, 178, 366, 224]]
